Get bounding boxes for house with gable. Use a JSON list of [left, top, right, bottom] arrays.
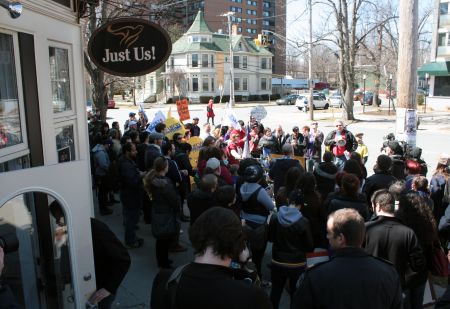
[[164, 10, 273, 103]]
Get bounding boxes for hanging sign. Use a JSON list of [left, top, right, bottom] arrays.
[[88, 18, 172, 77]]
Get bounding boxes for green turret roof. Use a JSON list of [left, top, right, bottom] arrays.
[[186, 10, 213, 34]]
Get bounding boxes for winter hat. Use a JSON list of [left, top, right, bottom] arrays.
[[244, 165, 263, 183], [377, 154, 392, 171], [438, 153, 450, 166]]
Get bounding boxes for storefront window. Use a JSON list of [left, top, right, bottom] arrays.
[[49, 47, 71, 113], [0, 33, 23, 150], [0, 154, 29, 173], [55, 125, 75, 163]]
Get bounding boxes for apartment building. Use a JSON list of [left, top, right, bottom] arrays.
[[171, 0, 286, 75], [418, 0, 450, 110]]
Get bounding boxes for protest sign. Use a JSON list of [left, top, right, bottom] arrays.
[[176, 99, 190, 121], [146, 110, 165, 132], [187, 136, 203, 169], [250, 105, 267, 122], [164, 117, 186, 140]]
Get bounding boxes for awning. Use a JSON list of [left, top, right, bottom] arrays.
[[418, 61, 450, 77]]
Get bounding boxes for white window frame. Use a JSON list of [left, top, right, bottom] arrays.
[[54, 120, 78, 163], [0, 29, 29, 162], [49, 41, 76, 119]]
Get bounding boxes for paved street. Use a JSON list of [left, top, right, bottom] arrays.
[[97, 98, 450, 308]]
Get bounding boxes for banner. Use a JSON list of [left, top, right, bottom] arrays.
[[146, 110, 166, 132], [250, 105, 267, 122], [164, 117, 186, 140], [224, 103, 240, 129], [187, 136, 203, 169], [176, 99, 190, 121]]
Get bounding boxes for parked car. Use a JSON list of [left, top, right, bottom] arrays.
[[295, 94, 329, 111], [313, 90, 327, 100], [328, 94, 343, 108], [360, 92, 381, 106], [107, 99, 116, 109], [276, 94, 299, 105]]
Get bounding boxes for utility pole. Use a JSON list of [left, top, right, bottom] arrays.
[[222, 12, 236, 107], [396, 0, 418, 147], [308, 0, 314, 120]]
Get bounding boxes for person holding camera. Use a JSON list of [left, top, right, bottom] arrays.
[[0, 247, 20, 308]]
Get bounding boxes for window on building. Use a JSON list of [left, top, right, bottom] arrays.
[[210, 54, 215, 68], [192, 54, 198, 67], [440, 2, 449, 15], [263, 20, 269, 26], [261, 58, 267, 69], [49, 47, 71, 113], [438, 33, 447, 46], [263, 11, 270, 17], [238, 27, 242, 33], [435, 76, 450, 96], [243, 77, 248, 91], [263, 1, 270, 8], [201, 37, 208, 42], [170, 56, 174, 68], [202, 77, 209, 92], [202, 54, 209, 67], [192, 77, 199, 91], [211, 78, 215, 91], [234, 78, 240, 90], [243, 56, 248, 68], [261, 77, 267, 90], [0, 32, 25, 154], [193, 36, 199, 42], [234, 55, 240, 68]]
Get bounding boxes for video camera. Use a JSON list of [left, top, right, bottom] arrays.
[[0, 233, 19, 253]]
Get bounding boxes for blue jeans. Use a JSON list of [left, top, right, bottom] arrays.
[[403, 282, 426, 309], [334, 155, 347, 170]]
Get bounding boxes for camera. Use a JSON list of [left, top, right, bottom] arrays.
[[0, 233, 19, 253]]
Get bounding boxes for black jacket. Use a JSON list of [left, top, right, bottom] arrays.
[[150, 175, 181, 214], [286, 133, 306, 156], [118, 155, 144, 195], [268, 208, 314, 265], [150, 262, 272, 309], [324, 129, 358, 153], [364, 216, 427, 290], [325, 192, 370, 221], [362, 171, 397, 204], [187, 189, 216, 225], [91, 218, 131, 294], [269, 157, 303, 194], [292, 247, 403, 309], [313, 161, 338, 201]]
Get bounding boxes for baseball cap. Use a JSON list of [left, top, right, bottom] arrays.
[[206, 158, 221, 170], [193, 116, 199, 120], [292, 126, 299, 131], [355, 132, 364, 137], [129, 112, 136, 117]]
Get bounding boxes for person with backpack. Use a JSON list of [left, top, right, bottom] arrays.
[[150, 207, 272, 309], [240, 164, 275, 281], [206, 97, 215, 125]]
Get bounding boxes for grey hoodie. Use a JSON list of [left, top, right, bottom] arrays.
[[92, 144, 110, 177], [277, 205, 302, 226], [240, 182, 275, 224]]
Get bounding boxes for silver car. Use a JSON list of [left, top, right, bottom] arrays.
[[295, 94, 329, 111], [328, 94, 343, 108]]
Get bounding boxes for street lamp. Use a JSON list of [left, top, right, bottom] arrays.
[[362, 74, 367, 113], [388, 74, 393, 116], [221, 12, 236, 107], [424, 73, 430, 113]]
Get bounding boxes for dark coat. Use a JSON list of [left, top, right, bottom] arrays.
[[150, 175, 181, 215], [187, 189, 216, 225], [136, 143, 149, 172], [292, 247, 403, 309], [91, 218, 131, 294], [269, 157, 302, 194], [364, 216, 427, 289], [274, 133, 290, 154], [118, 155, 144, 208], [362, 171, 397, 204], [268, 209, 314, 265], [313, 161, 338, 201], [285, 133, 306, 156], [0, 285, 20, 308], [150, 262, 272, 309], [324, 129, 358, 154], [325, 192, 370, 221]]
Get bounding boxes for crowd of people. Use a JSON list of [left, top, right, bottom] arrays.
[[85, 109, 450, 309]]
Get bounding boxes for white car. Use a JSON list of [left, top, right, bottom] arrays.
[[295, 94, 329, 111], [328, 94, 343, 108]]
